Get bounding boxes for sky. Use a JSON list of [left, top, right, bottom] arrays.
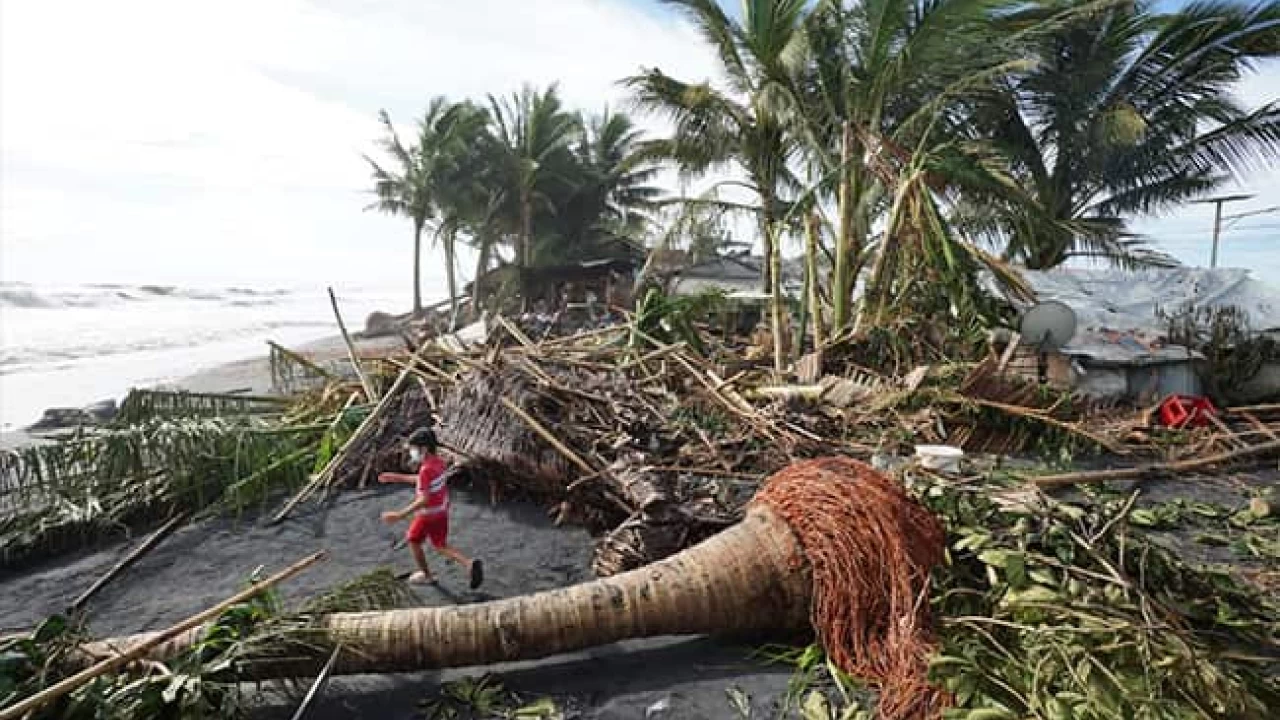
[[1, 0, 1277, 300]]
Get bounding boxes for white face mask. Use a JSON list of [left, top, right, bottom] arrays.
[[409, 448, 423, 463]]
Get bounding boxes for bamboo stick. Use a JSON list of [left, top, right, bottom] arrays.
[[1225, 403, 1280, 415], [619, 341, 686, 370], [535, 323, 626, 347], [1239, 412, 1279, 442], [328, 287, 378, 402], [70, 513, 188, 611], [499, 397, 595, 474], [0, 551, 327, 720], [267, 341, 337, 383], [1032, 439, 1280, 488], [270, 340, 431, 525], [496, 315, 536, 348], [289, 645, 341, 720]]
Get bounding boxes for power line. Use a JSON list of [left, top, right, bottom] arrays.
[[1151, 222, 1280, 237]]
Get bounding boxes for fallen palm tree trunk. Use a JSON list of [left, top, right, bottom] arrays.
[[78, 458, 948, 720]]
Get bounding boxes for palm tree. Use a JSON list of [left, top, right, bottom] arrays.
[[625, 0, 808, 372], [625, 0, 806, 293], [486, 84, 583, 272], [787, 0, 1041, 331], [366, 106, 440, 315], [968, 0, 1280, 269], [540, 109, 665, 265], [430, 100, 497, 327], [366, 100, 495, 321]]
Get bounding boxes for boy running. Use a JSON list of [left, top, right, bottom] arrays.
[[379, 427, 484, 588]]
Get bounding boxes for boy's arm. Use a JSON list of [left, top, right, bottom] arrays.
[[377, 472, 418, 484], [382, 496, 426, 523]]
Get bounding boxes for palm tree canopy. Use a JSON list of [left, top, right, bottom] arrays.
[[972, 0, 1280, 268], [537, 109, 665, 265], [623, 0, 809, 216]]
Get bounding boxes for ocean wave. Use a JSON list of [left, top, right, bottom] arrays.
[[0, 283, 295, 309], [0, 318, 331, 374], [0, 288, 58, 309]]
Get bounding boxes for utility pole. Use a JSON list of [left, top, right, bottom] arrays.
[[1193, 194, 1253, 268]]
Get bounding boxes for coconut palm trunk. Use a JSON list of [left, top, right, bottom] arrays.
[[442, 226, 459, 330], [471, 234, 492, 316], [804, 211, 826, 366], [769, 225, 787, 375], [412, 221, 424, 316], [832, 121, 857, 331], [80, 458, 946, 720], [87, 506, 811, 678]]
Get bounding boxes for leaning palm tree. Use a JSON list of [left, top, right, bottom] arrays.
[[787, 0, 1044, 332], [624, 0, 808, 371], [967, 0, 1280, 269], [366, 100, 495, 319], [366, 105, 440, 316]]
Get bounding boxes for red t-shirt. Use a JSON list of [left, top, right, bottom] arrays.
[[416, 455, 449, 517]]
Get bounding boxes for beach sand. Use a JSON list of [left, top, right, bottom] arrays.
[[0, 336, 799, 719]]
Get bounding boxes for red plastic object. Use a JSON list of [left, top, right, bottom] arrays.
[[1158, 395, 1218, 429]]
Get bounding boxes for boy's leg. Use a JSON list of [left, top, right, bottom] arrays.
[[435, 544, 471, 567], [405, 517, 434, 583], [426, 514, 483, 589], [409, 542, 435, 582]]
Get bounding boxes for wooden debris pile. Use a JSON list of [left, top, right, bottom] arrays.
[[427, 327, 811, 576], [289, 315, 1280, 578]]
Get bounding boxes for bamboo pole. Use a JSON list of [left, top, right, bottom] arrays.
[[619, 342, 686, 370], [269, 337, 439, 525], [499, 397, 595, 474], [328, 287, 378, 402], [70, 514, 188, 611], [267, 341, 338, 383], [496, 315, 536, 348], [0, 551, 327, 720], [289, 645, 342, 720], [1032, 439, 1280, 488]]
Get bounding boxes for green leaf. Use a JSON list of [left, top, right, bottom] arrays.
[[801, 689, 830, 720], [1003, 585, 1060, 606], [962, 709, 1016, 720], [32, 615, 67, 644], [513, 697, 562, 719], [977, 549, 1017, 569], [1128, 509, 1159, 527]]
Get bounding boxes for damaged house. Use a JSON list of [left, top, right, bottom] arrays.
[[1002, 267, 1280, 403]]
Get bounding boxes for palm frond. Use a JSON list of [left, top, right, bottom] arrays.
[[660, 0, 754, 95]]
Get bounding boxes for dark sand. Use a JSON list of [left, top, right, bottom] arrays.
[[0, 483, 796, 719], [0, 335, 799, 719]]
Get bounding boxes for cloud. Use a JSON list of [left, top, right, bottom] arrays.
[[1130, 64, 1280, 278], [0, 0, 719, 293], [3, 0, 1276, 292]]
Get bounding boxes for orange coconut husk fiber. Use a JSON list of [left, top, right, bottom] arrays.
[[753, 457, 948, 720]]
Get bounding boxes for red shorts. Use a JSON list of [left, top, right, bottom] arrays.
[[406, 512, 448, 548]]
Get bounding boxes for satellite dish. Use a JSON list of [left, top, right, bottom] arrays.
[[1019, 301, 1077, 351]]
